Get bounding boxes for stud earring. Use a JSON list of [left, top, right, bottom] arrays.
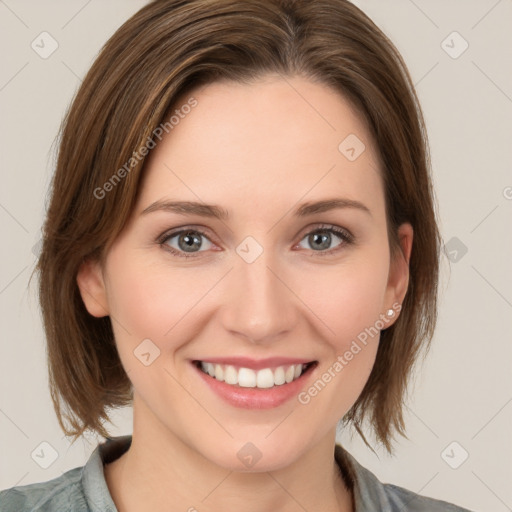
[[386, 308, 395, 317]]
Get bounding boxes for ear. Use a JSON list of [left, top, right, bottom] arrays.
[[76, 258, 110, 317], [383, 222, 413, 323]]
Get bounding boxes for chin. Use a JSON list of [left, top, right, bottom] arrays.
[[194, 433, 309, 473]]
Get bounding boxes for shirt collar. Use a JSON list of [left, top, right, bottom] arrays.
[[81, 435, 131, 511], [335, 444, 393, 511], [80, 435, 390, 511]]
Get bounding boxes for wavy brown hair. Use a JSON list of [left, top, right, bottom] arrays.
[[37, 0, 441, 454]]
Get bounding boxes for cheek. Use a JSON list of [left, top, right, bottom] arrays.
[[103, 250, 223, 376], [105, 249, 198, 335], [102, 253, 207, 411], [298, 248, 390, 347], [293, 250, 390, 410]]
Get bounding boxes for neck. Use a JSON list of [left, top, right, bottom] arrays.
[[104, 397, 354, 512]]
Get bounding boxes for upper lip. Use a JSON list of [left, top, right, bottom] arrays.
[[193, 357, 316, 370]]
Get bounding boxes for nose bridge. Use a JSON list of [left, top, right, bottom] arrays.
[[221, 243, 296, 343]]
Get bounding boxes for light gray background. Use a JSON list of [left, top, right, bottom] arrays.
[[0, 1, 511, 510]]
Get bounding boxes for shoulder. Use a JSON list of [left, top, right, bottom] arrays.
[[0, 436, 130, 512], [0, 467, 88, 512], [334, 444, 476, 512], [382, 481, 476, 512]]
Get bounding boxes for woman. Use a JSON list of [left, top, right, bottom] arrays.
[[0, 0, 476, 510]]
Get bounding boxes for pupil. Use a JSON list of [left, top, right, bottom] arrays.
[[312, 232, 330, 250], [180, 231, 201, 252]]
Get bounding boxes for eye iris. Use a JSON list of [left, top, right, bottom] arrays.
[[178, 231, 202, 252], [310, 231, 331, 250]]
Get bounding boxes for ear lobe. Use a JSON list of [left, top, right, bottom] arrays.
[[76, 258, 109, 317], [384, 222, 413, 318]]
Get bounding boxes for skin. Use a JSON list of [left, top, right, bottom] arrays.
[[77, 74, 412, 512]]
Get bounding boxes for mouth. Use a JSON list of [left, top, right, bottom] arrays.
[[193, 360, 318, 389]]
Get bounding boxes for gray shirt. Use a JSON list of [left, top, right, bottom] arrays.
[[0, 435, 475, 511]]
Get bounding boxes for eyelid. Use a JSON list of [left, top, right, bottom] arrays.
[[156, 225, 220, 259], [156, 224, 216, 244], [157, 223, 355, 258], [296, 223, 354, 244]]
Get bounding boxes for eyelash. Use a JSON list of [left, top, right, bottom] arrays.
[[157, 224, 354, 259]]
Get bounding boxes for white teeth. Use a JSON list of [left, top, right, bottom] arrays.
[[198, 362, 309, 388], [238, 368, 256, 388], [256, 368, 274, 389], [285, 365, 295, 383], [214, 364, 224, 382], [274, 366, 285, 385], [224, 365, 238, 385]]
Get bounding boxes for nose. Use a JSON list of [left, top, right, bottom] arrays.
[[219, 247, 299, 345]]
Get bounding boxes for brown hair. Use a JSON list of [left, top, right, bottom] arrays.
[[37, 0, 441, 454]]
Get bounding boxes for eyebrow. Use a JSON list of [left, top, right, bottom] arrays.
[[141, 197, 371, 220]]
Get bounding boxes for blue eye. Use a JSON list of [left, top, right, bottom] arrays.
[[158, 224, 354, 259], [160, 229, 214, 258], [296, 225, 353, 256]]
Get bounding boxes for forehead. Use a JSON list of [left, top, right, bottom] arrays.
[[137, 75, 383, 220]]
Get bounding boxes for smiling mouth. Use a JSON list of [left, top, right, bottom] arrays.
[[194, 360, 318, 389]]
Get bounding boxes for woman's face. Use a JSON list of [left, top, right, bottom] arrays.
[[78, 74, 412, 471]]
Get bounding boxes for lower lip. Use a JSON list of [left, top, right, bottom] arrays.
[[193, 363, 316, 409]]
